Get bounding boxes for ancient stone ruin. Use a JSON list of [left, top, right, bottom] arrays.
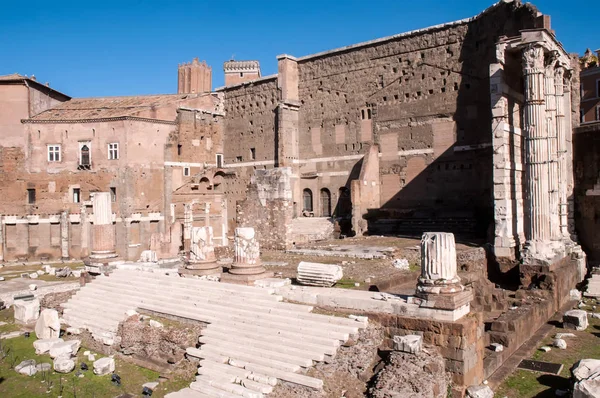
[[0, 1, 597, 397]]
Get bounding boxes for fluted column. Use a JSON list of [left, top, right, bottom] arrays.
[[416, 232, 463, 295], [555, 66, 569, 238], [522, 45, 550, 242], [90, 192, 117, 259], [229, 227, 265, 275], [545, 53, 560, 239]]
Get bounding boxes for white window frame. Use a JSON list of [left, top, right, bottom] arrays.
[[108, 142, 119, 160], [183, 166, 191, 177], [216, 153, 224, 168], [47, 144, 61, 162]]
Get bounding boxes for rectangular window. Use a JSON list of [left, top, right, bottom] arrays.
[[177, 144, 182, 156], [47, 145, 61, 162], [183, 166, 190, 177], [110, 187, 117, 202], [581, 109, 585, 123], [27, 189, 36, 204], [581, 83, 584, 98], [79, 142, 91, 169], [108, 143, 119, 160], [73, 188, 80, 203], [236, 156, 243, 162], [250, 148, 256, 160], [216, 154, 224, 168]]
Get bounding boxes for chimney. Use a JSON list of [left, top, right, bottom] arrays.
[[177, 58, 212, 94]]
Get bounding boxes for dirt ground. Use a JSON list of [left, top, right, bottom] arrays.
[[261, 235, 485, 291]]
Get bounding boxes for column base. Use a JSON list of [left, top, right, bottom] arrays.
[[179, 267, 222, 277], [415, 289, 473, 311], [228, 263, 267, 276], [84, 256, 123, 275], [521, 239, 567, 266], [220, 271, 274, 286]]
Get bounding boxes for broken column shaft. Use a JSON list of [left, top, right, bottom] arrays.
[[90, 192, 116, 259]]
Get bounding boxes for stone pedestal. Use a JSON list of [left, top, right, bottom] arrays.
[[90, 193, 117, 260], [416, 232, 472, 311], [85, 192, 120, 274], [222, 227, 272, 285], [183, 226, 220, 276]]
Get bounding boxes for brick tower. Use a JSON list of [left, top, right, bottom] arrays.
[[178, 58, 212, 94]]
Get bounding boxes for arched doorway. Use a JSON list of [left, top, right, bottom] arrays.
[[320, 188, 331, 217], [303, 189, 313, 214]]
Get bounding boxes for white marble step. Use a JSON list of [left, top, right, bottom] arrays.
[[194, 375, 265, 398], [197, 360, 277, 388], [113, 269, 279, 297], [228, 358, 323, 390], [200, 328, 327, 360], [199, 335, 313, 367], [199, 344, 301, 373], [139, 300, 349, 341], [165, 387, 211, 398]]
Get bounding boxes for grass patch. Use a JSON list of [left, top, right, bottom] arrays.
[[0, 307, 21, 334], [495, 307, 600, 397], [0, 311, 194, 397], [334, 278, 360, 289]]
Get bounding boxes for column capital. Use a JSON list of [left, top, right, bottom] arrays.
[[522, 44, 545, 71]]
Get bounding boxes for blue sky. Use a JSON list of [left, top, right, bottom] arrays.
[[0, 0, 597, 98]]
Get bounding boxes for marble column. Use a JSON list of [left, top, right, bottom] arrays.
[[60, 211, 69, 260], [522, 44, 551, 242], [229, 227, 265, 275], [545, 52, 560, 239], [185, 226, 219, 275], [555, 66, 570, 238], [90, 192, 117, 259], [416, 232, 464, 295]]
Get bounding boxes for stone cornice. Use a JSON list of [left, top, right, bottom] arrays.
[[21, 116, 176, 125]]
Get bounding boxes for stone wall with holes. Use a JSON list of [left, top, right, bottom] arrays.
[[219, 77, 280, 227], [219, 1, 541, 237], [295, 1, 539, 234]]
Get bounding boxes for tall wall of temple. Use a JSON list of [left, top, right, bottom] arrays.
[[220, 0, 542, 237]]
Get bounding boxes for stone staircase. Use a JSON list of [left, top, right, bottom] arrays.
[[61, 269, 367, 397], [290, 217, 334, 244]]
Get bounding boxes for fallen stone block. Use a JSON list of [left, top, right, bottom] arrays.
[[54, 357, 75, 373], [140, 250, 158, 263], [49, 340, 81, 359], [29, 284, 37, 291], [571, 289, 583, 301], [29, 273, 38, 279], [297, 261, 343, 287], [392, 258, 410, 270], [34, 338, 64, 354], [490, 343, 504, 352], [15, 359, 37, 376], [66, 327, 82, 335], [55, 267, 72, 278], [573, 380, 600, 398], [572, 359, 600, 382], [35, 309, 61, 339], [93, 357, 115, 375], [564, 309, 589, 331], [539, 346, 552, 352], [1, 331, 22, 340], [149, 320, 163, 328], [555, 333, 576, 339], [466, 385, 494, 398], [553, 338, 567, 349], [393, 334, 422, 354], [13, 298, 40, 324]]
